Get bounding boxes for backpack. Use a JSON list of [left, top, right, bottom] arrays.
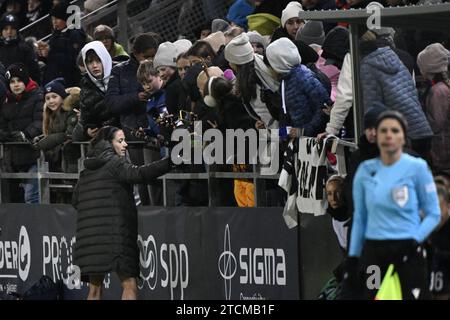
[[21, 276, 63, 300]]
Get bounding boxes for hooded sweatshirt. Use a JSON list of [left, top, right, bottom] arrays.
[[81, 41, 112, 94]]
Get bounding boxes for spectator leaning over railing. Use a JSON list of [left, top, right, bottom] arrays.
[[153, 41, 186, 115], [33, 77, 79, 172], [266, 37, 331, 138], [105, 32, 162, 206], [224, 33, 279, 130], [0, 13, 41, 84], [0, 63, 43, 203]]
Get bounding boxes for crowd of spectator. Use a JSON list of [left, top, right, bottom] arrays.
[[0, 0, 448, 299]]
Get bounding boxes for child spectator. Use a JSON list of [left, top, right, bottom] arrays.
[[0, 63, 43, 203], [38, 1, 87, 87], [105, 32, 162, 205], [247, 30, 267, 55], [0, 13, 41, 84], [153, 41, 187, 114], [34, 78, 79, 172], [417, 43, 450, 174], [73, 41, 117, 142], [176, 53, 191, 81], [136, 60, 166, 205], [266, 37, 331, 137]]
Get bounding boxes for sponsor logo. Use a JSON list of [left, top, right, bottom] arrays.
[[138, 234, 189, 300], [218, 224, 286, 300], [0, 226, 31, 281]]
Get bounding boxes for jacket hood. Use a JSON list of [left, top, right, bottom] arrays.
[[266, 37, 301, 75], [84, 140, 115, 170], [254, 54, 279, 92], [362, 46, 400, 75], [81, 41, 112, 92]]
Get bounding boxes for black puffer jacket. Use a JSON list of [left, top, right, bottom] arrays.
[[72, 140, 171, 281], [0, 82, 43, 168], [73, 75, 119, 141]]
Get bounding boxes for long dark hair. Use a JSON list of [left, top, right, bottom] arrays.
[[90, 126, 120, 147], [236, 61, 258, 103]]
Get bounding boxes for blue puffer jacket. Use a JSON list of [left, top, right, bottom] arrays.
[[360, 47, 432, 139], [283, 64, 331, 137]]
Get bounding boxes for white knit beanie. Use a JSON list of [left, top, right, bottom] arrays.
[[224, 33, 255, 65], [281, 1, 303, 28], [153, 42, 179, 69], [266, 37, 301, 74], [174, 39, 192, 54]]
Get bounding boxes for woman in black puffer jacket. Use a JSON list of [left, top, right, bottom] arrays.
[[72, 126, 171, 300]]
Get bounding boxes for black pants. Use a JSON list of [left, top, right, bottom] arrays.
[[360, 239, 430, 300]]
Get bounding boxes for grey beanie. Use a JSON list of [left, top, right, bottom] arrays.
[[417, 43, 450, 75], [266, 37, 301, 74], [174, 39, 192, 54], [247, 31, 268, 49], [296, 21, 325, 46], [153, 42, 179, 69], [211, 18, 230, 33], [224, 33, 255, 65]]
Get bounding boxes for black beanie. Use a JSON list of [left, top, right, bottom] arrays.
[[321, 26, 350, 62], [50, 2, 70, 21], [364, 103, 387, 129], [44, 78, 68, 99], [0, 13, 19, 31], [5, 63, 30, 85]]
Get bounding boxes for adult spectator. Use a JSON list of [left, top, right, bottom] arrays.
[[359, 30, 433, 160], [93, 24, 129, 62], [105, 32, 162, 206]]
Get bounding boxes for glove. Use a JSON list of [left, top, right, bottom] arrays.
[[400, 240, 420, 264], [339, 257, 363, 300]]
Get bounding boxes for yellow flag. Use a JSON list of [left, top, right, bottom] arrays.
[[375, 264, 402, 300]]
